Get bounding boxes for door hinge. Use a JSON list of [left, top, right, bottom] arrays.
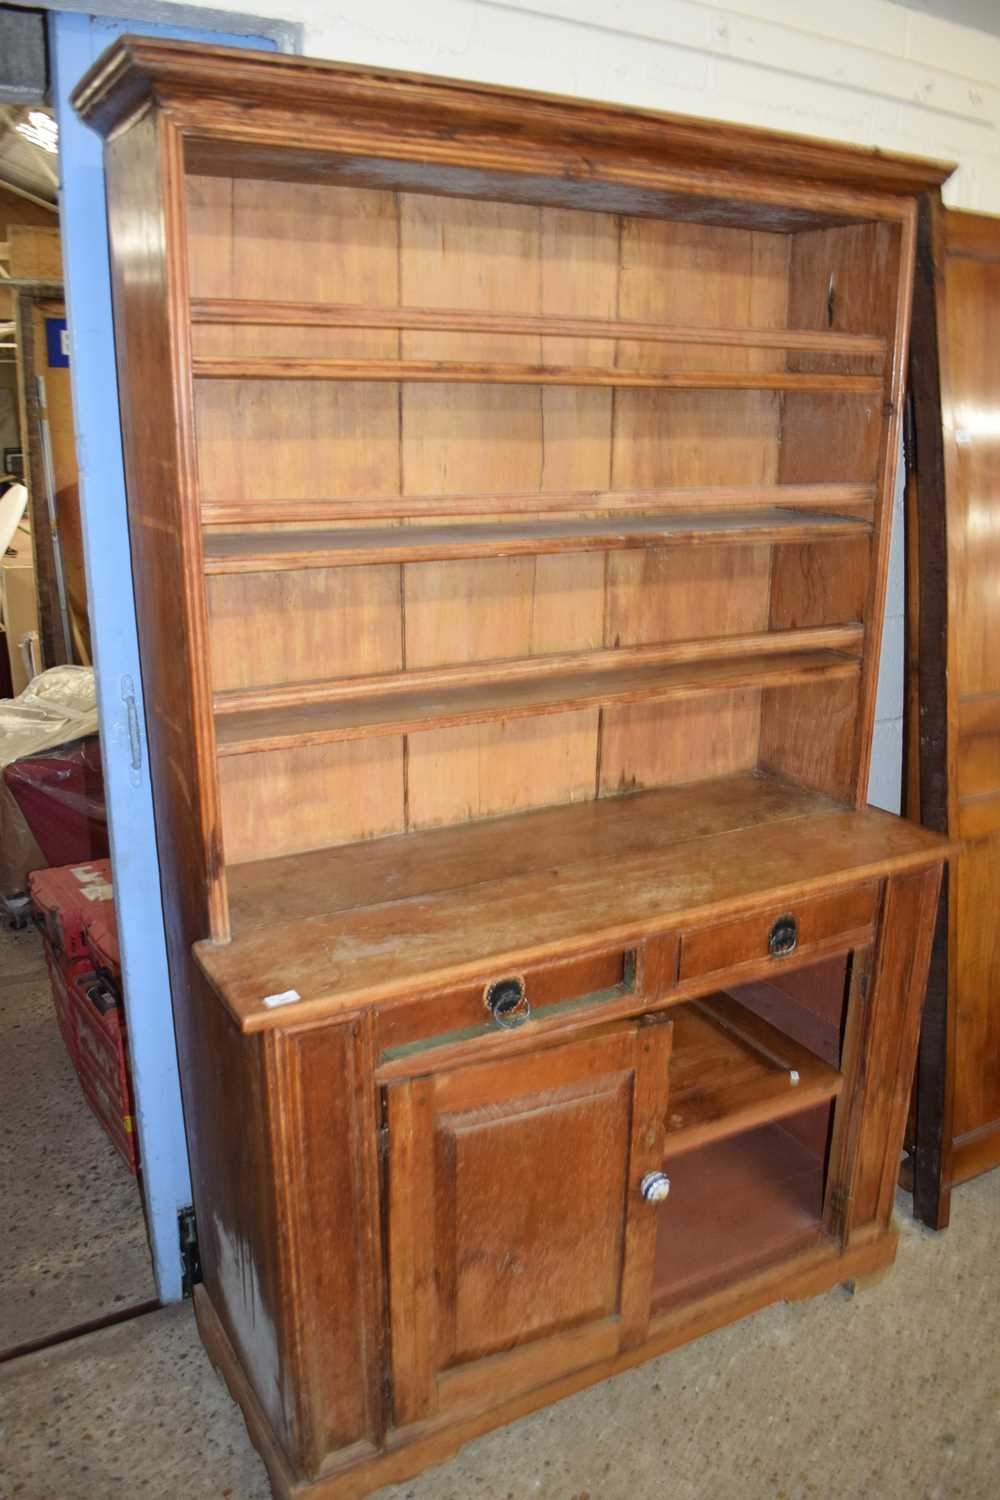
[[121, 675, 143, 778], [829, 1184, 852, 1221], [179, 1206, 203, 1297], [377, 1122, 390, 1162]]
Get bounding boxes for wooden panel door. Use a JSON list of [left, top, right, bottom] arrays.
[[908, 203, 1000, 1228], [384, 1018, 672, 1427]]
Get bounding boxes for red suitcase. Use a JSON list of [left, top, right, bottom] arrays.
[[4, 735, 108, 869]]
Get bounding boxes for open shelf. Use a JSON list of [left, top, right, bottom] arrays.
[[202, 508, 872, 574], [666, 991, 842, 1156], [652, 1113, 829, 1313], [200, 483, 878, 527], [189, 297, 888, 361], [213, 646, 861, 756], [191, 356, 882, 392]]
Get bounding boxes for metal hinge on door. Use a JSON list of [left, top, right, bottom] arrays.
[[121, 675, 143, 783], [377, 1122, 390, 1162], [178, 1206, 203, 1297]]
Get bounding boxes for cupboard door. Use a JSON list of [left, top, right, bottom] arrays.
[[385, 1018, 672, 1426]]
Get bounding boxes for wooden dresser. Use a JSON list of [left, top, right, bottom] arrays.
[[73, 39, 952, 1500]]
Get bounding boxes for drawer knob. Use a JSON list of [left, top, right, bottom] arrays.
[[640, 1171, 671, 1204], [768, 914, 798, 957], [484, 976, 531, 1029]]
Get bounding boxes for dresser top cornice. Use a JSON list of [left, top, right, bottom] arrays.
[[71, 34, 953, 204]]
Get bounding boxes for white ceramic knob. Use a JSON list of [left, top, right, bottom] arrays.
[[640, 1171, 671, 1204]]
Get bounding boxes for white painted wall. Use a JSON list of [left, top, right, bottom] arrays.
[[189, 0, 1000, 810]]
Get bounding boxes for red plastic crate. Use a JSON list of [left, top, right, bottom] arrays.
[[71, 970, 138, 1175], [28, 861, 114, 964], [84, 904, 121, 997], [42, 945, 85, 1067]]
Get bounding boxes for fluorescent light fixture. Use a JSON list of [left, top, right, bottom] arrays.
[[15, 110, 58, 155]]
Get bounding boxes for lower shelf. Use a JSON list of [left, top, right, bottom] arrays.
[[652, 1113, 830, 1314], [666, 991, 843, 1155]]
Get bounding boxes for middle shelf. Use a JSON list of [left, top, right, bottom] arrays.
[[201, 506, 872, 573], [212, 631, 864, 756]]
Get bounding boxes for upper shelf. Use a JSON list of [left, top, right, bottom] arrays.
[[190, 298, 888, 361], [200, 482, 878, 527], [191, 356, 882, 393], [202, 508, 872, 574]]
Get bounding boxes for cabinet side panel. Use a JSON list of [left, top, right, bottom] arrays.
[[840, 868, 941, 1235], [764, 217, 912, 802], [182, 968, 293, 1458], [272, 1019, 384, 1471], [937, 214, 1000, 1184], [105, 115, 226, 943]]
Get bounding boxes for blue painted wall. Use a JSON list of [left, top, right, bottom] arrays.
[[49, 12, 276, 1304]]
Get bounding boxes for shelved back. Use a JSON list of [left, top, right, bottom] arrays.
[[183, 181, 903, 867]]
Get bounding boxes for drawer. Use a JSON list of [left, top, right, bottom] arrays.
[[678, 884, 879, 982], [375, 945, 645, 1064]]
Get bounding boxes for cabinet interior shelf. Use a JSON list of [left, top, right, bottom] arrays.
[[191, 355, 883, 392], [213, 644, 862, 756], [666, 991, 842, 1157], [200, 482, 878, 527], [652, 1118, 828, 1313], [202, 508, 873, 573], [189, 296, 888, 360]]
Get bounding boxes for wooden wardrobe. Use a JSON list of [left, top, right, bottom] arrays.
[[905, 203, 1000, 1229], [73, 38, 951, 1500]]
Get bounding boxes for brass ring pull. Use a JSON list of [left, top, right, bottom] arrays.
[[484, 976, 531, 1029], [768, 914, 798, 958]]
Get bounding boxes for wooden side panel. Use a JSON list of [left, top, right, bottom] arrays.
[[178, 968, 291, 1458], [952, 837, 1000, 1142], [765, 219, 908, 803], [182, 988, 386, 1479], [106, 117, 226, 944], [907, 204, 1000, 1223], [943, 223, 1000, 1169], [271, 1019, 384, 1471], [836, 869, 941, 1237], [948, 259, 1000, 703]]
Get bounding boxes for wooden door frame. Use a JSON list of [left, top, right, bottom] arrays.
[[12, 279, 67, 667]]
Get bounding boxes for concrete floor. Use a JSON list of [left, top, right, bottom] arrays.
[[2, 1171, 998, 1500], [0, 924, 154, 1353]]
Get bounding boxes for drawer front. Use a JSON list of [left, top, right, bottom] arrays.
[[678, 884, 879, 982], [375, 947, 635, 1064]]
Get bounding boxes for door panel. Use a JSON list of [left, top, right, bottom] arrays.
[[385, 1018, 672, 1426]]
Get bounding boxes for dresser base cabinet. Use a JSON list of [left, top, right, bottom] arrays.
[[179, 838, 941, 1500], [70, 39, 951, 1500]]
